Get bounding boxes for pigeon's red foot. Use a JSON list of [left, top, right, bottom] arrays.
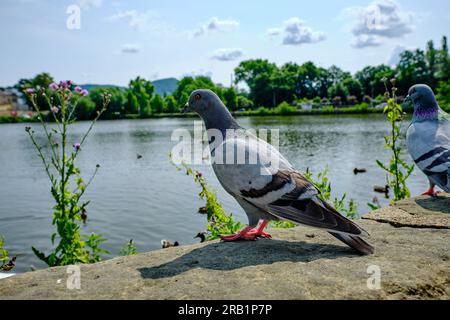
[[220, 220, 271, 242], [422, 187, 439, 197]]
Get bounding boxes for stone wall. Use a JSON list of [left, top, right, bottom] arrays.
[[0, 194, 449, 300]]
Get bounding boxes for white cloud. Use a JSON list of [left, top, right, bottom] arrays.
[[108, 10, 159, 31], [266, 28, 281, 37], [77, 0, 102, 10], [343, 0, 414, 48], [268, 17, 326, 46], [211, 48, 244, 61], [193, 17, 239, 37], [182, 69, 213, 78], [121, 43, 140, 54]]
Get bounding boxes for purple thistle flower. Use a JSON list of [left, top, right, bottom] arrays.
[[80, 89, 89, 96], [59, 80, 69, 89], [25, 88, 35, 94], [49, 82, 59, 90], [73, 143, 81, 151], [74, 86, 83, 93]]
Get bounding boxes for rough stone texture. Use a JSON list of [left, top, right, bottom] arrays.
[[363, 193, 450, 229], [1, 196, 449, 300]]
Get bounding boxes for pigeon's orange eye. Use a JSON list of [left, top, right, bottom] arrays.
[[195, 94, 201, 101]]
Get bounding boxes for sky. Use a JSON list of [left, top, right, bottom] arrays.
[[0, 0, 449, 87]]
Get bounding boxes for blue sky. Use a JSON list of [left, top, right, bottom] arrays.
[[1, 0, 449, 87]]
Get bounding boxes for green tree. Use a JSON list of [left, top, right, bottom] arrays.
[[128, 77, 154, 116], [327, 65, 351, 85], [150, 94, 165, 114], [426, 40, 438, 88], [237, 95, 254, 110], [164, 95, 178, 113], [342, 78, 363, 101], [173, 76, 223, 107], [396, 49, 431, 95], [436, 80, 450, 108], [355, 65, 395, 98], [295, 61, 322, 99], [328, 82, 349, 104], [315, 67, 334, 98], [234, 59, 278, 107], [89, 87, 125, 119], [223, 87, 238, 111], [437, 36, 450, 82], [75, 96, 96, 120], [125, 91, 139, 114], [15, 72, 55, 110]]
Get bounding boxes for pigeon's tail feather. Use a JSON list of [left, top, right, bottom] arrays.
[[269, 196, 370, 236], [328, 232, 374, 255], [267, 195, 374, 254]]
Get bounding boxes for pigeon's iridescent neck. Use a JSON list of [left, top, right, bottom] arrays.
[[412, 102, 439, 122]]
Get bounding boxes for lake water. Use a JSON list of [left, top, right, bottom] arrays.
[[0, 114, 429, 272]]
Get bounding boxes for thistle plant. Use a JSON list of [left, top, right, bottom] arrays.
[[375, 78, 414, 202], [24, 81, 110, 267], [304, 167, 358, 219], [170, 154, 243, 240]]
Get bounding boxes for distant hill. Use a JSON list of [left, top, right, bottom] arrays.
[[79, 78, 179, 96], [79, 84, 127, 91], [152, 78, 178, 96]]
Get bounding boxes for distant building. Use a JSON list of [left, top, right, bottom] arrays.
[[301, 103, 313, 110], [0, 89, 17, 105], [0, 89, 28, 115]]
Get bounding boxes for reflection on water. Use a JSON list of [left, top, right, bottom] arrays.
[[0, 115, 428, 272]]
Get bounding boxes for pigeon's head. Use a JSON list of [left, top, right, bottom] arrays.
[[406, 84, 439, 121], [406, 84, 438, 110], [181, 89, 224, 115]]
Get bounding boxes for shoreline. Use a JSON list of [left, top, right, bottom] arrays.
[[0, 106, 387, 124]]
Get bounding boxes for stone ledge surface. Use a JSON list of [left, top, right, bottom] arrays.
[[0, 216, 449, 299], [363, 193, 450, 229]]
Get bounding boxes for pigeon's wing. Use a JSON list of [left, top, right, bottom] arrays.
[[211, 133, 297, 206], [265, 171, 368, 236], [407, 116, 450, 191], [212, 135, 369, 237]]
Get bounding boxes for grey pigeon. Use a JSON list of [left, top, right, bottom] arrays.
[[182, 89, 374, 255], [406, 84, 450, 196]]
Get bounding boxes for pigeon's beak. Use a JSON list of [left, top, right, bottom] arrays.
[[404, 95, 411, 103], [181, 103, 190, 114]]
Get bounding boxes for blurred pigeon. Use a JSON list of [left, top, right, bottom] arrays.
[[1, 256, 16, 272], [353, 168, 367, 175], [406, 84, 450, 196], [194, 232, 207, 243], [81, 209, 88, 223], [181, 89, 374, 255], [161, 240, 179, 249], [373, 185, 389, 194]]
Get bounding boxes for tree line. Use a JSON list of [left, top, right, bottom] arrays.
[[11, 35, 450, 119]]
